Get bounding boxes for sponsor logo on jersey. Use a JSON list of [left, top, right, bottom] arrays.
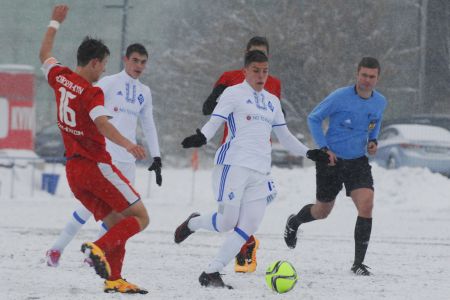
[[228, 192, 235, 200], [57, 121, 84, 136], [246, 114, 271, 124], [116, 91, 123, 96], [115, 107, 139, 117]]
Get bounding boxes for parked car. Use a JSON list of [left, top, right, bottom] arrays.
[[372, 124, 450, 176], [383, 114, 450, 131], [34, 124, 65, 161]]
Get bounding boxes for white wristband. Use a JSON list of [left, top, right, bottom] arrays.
[[48, 20, 60, 30]]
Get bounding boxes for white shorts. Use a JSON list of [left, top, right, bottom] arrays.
[[212, 164, 277, 206]]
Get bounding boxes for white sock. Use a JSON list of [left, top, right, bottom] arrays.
[[205, 230, 246, 273], [188, 212, 216, 232], [51, 210, 90, 251]]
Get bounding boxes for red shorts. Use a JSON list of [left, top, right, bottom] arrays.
[[66, 157, 140, 221]]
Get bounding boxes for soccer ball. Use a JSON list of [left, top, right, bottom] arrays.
[[265, 260, 298, 293]]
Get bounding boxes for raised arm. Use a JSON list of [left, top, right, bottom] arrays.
[[39, 5, 68, 63]]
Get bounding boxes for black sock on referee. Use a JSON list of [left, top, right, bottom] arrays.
[[354, 216, 372, 265], [291, 204, 316, 228]]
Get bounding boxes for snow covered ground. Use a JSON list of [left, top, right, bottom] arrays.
[[0, 163, 449, 299]]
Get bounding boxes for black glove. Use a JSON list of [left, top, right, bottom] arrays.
[[181, 129, 207, 148], [306, 149, 330, 163], [148, 157, 162, 186]]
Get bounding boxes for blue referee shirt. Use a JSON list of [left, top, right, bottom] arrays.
[[308, 85, 387, 159]]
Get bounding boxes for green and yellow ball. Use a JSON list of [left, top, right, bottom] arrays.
[[265, 260, 298, 293]]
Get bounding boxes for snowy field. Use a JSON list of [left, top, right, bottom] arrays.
[[0, 162, 449, 299]]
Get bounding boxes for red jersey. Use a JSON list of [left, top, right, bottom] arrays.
[[46, 64, 112, 163], [214, 69, 281, 99], [213, 69, 282, 143]]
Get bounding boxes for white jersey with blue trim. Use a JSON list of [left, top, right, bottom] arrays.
[[205, 80, 286, 174], [96, 70, 161, 163]]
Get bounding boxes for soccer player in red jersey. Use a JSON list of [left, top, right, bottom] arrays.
[[202, 36, 283, 273], [39, 5, 148, 294]]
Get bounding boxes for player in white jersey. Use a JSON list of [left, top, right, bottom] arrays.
[[46, 43, 162, 267], [174, 50, 330, 288]]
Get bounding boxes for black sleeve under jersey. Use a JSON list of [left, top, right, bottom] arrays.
[[202, 84, 228, 115]]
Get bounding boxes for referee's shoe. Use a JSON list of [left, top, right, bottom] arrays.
[[351, 263, 372, 276], [284, 214, 299, 249]]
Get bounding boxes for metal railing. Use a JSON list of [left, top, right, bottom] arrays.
[[0, 156, 156, 199]]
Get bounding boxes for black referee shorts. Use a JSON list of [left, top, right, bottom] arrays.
[[315, 156, 374, 202]]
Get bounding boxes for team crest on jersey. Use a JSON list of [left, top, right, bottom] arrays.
[[268, 101, 274, 112], [368, 121, 376, 130], [138, 94, 144, 105], [246, 99, 253, 104], [228, 192, 235, 200]]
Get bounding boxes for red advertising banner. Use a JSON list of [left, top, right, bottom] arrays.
[[0, 65, 35, 150]]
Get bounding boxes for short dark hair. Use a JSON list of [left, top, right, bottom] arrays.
[[77, 36, 110, 67], [246, 36, 269, 54], [358, 57, 381, 74], [126, 43, 148, 58], [244, 50, 268, 67]]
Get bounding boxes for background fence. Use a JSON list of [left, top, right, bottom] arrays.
[[0, 157, 158, 199]]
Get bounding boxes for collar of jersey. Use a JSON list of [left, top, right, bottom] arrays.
[[242, 80, 264, 96], [353, 84, 374, 100], [120, 69, 140, 83]]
